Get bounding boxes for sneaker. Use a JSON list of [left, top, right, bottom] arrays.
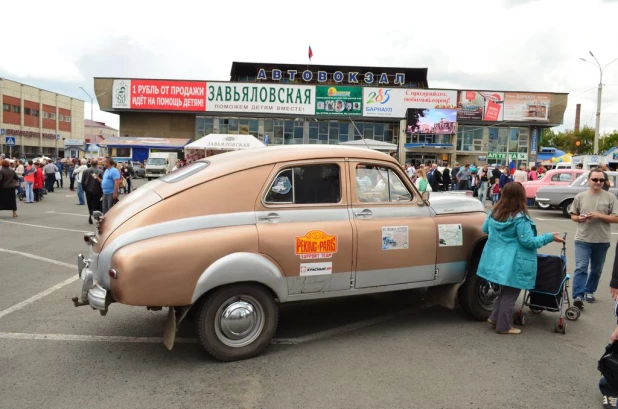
[[585, 293, 596, 303], [574, 297, 584, 310], [603, 395, 617, 408]]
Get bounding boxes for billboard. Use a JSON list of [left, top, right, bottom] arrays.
[[363, 88, 458, 118], [315, 86, 362, 116], [206, 82, 315, 115], [112, 79, 207, 111], [406, 109, 457, 134], [503, 93, 551, 121], [457, 91, 505, 121]]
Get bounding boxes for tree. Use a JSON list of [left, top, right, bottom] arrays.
[[542, 126, 613, 154]]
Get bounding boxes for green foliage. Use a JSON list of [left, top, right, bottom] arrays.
[[542, 126, 618, 154]]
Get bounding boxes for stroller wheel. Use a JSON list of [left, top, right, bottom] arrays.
[[555, 318, 567, 334], [529, 306, 543, 314], [514, 311, 526, 326], [565, 307, 580, 321]]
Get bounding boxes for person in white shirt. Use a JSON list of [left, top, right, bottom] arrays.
[[15, 160, 24, 196], [73, 159, 88, 205], [513, 165, 528, 184], [406, 163, 416, 179]]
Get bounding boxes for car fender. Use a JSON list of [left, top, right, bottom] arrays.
[[190, 252, 288, 304]]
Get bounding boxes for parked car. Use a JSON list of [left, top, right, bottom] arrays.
[[535, 171, 618, 217], [75, 145, 492, 361], [523, 169, 585, 209], [130, 161, 145, 178]]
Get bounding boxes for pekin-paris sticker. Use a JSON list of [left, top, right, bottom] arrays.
[[295, 230, 338, 260]]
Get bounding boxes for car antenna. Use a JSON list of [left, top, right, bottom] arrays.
[[348, 116, 372, 150]]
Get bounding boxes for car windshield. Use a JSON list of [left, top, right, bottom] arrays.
[[148, 158, 166, 166], [160, 161, 209, 183]]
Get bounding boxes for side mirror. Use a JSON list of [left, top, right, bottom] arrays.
[[422, 191, 430, 202]]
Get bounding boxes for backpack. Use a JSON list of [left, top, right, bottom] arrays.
[[599, 342, 618, 391]]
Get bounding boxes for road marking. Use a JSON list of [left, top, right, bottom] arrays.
[[0, 276, 78, 320], [0, 248, 76, 269], [0, 220, 89, 233], [65, 195, 76, 198], [272, 304, 430, 345], [535, 218, 571, 221], [0, 304, 432, 345], [0, 332, 198, 344], [46, 211, 89, 218]]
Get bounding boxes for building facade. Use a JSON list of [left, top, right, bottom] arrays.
[[93, 62, 568, 168], [0, 78, 84, 158]]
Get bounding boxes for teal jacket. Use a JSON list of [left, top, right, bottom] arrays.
[[477, 212, 554, 290]]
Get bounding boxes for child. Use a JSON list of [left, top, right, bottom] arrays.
[[491, 182, 500, 204]]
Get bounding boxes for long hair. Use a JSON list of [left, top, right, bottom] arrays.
[[416, 167, 427, 181], [491, 182, 529, 222]]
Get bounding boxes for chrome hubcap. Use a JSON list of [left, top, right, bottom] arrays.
[[477, 279, 501, 311], [215, 296, 264, 348]]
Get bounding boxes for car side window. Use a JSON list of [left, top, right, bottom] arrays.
[[265, 164, 341, 205], [356, 164, 412, 203], [558, 174, 573, 182]]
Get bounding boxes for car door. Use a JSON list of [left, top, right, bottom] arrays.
[[255, 159, 354, 295], [349, 161, 437, 288]]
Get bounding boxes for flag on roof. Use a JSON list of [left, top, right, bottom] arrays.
[[308, 45, 313, 61]]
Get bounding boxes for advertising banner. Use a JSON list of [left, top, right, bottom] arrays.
[[363, 88, 457, 118], [112, 79, 207, 111], [406, 109, 457, 134], [457, 91, 505, 121], [503, 93, 551, 121], [315, 86, 362, 116], [206, 82, 315, 115]]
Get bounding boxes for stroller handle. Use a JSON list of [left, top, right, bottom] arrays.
[[562, 232, 567, 253]]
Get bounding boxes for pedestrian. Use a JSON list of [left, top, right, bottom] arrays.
[[121, 162, 132, 194], [415, 168, 431, 193], [428, 163, 442, 192], [491, 180, 500, 204], [69, 159, 76, 191], [23, 160, 36, 203], [478, 164, 489, 205], [513, 165, 528, 184], [43, 160, 58, 192], [442, 164, 451, 191], [477, 182, 564, 334], [55, 158, 64, 188], [528, 166, 539, 181], [92, 157, 121, 214], [15, 160, 24, 197], [491, 164, 502, 185], [82, 160, 104, 224], [570, 168, 618, 309], [34, 162, 44, 201], [499, 168, 512, 190], [601, 164, 611, 191], [451, 162, 460, 191], [73, 159, 88, 206], [0, 159, 19, 217], [456, 163, 471, 190]]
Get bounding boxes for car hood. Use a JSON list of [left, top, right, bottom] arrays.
[[429, 192, 485, 215]]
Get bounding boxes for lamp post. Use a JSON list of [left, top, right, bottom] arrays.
[[579, 52, 618, 155], [79, 87, 94, 146]]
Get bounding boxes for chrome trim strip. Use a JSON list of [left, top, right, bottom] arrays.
[[285, 279, 436, 302], [355, 265, 436, 288]]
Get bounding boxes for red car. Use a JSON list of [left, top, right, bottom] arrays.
[[523, 169, 585, 209]]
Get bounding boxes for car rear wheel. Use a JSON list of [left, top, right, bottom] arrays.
[[196, 283, 278, 362], [458, 258, 500, 321], [562, 200, 573, 218]]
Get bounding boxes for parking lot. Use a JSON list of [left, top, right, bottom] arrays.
[[1, 177, 617, 409]]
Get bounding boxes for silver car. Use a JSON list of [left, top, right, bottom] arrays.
[[535, 171, 618, 217]]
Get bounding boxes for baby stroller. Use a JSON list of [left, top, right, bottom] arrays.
[[514, 233, 580, 334]]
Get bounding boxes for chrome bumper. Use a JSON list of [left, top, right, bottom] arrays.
[[535, 197, 550, 203], [75, 253, 108, 312]]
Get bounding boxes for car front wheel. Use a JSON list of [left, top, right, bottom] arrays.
[[458, 258, 500, 321], [196, 284, 278, 362], [562, 200, 573, 218]]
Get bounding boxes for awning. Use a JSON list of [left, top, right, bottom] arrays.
[[185, 134, 265, 151], [339, 139, 398, 152]]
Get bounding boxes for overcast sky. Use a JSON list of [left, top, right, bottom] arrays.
[[2, 0, 618, 137]]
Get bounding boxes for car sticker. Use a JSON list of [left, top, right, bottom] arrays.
[[295, 230, 337, 259], [381, 226, 409, 250], [300, 262, 333, 276], [271, 176, 292, 195], [438, 224, 463, 246]]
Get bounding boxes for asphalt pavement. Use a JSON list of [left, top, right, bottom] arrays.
[[0, 177, 616, 409]]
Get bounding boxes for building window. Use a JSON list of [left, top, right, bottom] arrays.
[[116, 148, 131, 157], [457, 126, 483, 151], [32, 109, 39, 117], [58, 114, 64, 121], [65, 115, 70, 122], [49, 113, 56, 120], [24, 107, 31, 115], [12, 105, 20, 114], [2, 103, 9, 112], [43, 112, 48, 118]]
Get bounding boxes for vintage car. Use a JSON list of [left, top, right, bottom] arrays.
[[74, 145, 493, 361], [523, 169, 585, 209], [535, 171, 618, 217]]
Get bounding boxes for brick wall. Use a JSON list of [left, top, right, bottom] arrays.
[[42, 104, 55, 130], [23, 100, 39, 127], [2, 95, 21, 125], [59, 108, 70, 132]]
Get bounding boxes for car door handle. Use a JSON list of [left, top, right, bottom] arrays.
[[258, 213, 280, 221], [354, 209, 372, 217]]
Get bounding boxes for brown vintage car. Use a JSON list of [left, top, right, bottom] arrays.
[[75, 145, 493, 361]]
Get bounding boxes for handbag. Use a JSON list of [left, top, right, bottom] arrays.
[[599, 342, 618, 391], [55, 171, 61, 181]]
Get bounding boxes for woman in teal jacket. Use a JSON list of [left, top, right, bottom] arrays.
[[478, 182, 564, 334]]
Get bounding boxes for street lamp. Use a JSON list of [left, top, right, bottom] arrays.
[[79, 87, 95, 146], [579, 51, 618, 155]]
